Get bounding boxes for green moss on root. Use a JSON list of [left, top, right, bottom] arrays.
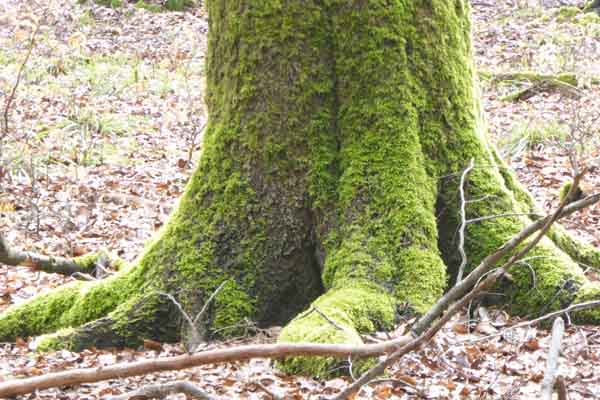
[[277, 284, 395, 377], [572, 282, 600, 323]]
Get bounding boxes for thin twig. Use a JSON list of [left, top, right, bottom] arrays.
[[2, 20, 41, 155], [456, 158, 474, 284], [313, 306, 346, 332], [541, 317, 565, 400], [0, 335, 415, 398], [461, 299, 600, 344]]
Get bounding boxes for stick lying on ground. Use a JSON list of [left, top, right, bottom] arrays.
[[0, 234, 120, 277], [0, 338, 415, 398]]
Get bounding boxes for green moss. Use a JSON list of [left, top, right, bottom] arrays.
[[35, 328, 76, 352], [135, 1, 162, 12], [556, 6, 581, 22], [572, 282, 600, 323], [277, 284, 395, 377], [93, 0, 123, 7], [580, 12, 600, 24], [0, 269, 141, 341]]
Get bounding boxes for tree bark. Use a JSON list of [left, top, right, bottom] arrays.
[[1, 0, 600, 377]]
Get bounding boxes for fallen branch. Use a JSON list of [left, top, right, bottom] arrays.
[[541, 317, 566, 400], [480, 70, 578, 86], [0, 337, 413, 397], [107, 380, 220, 400], [0, 234, 93, 276], [501, 79, 581, 102]]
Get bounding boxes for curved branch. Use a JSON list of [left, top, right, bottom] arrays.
[[0, 336, 412, 398], [0, 234, 90, 275]]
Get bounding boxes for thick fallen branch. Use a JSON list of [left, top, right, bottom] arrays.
[[107, 380, 220, 400], [0, 234, 121, 277], [541, 317, 565, 400], [0, 337, 412, 398]]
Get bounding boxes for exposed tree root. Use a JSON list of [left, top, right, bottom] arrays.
[[480, 70, 578, 86]]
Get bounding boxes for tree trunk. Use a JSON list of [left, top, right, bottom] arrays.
[[1, 0, 600, 377]]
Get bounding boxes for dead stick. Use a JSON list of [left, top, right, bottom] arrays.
[[0, 234, 92, 276], [541, 317, 566, 400], [0, 337, 413, 397], [2, 20, 40, 142], [413, 181, 595, 335]]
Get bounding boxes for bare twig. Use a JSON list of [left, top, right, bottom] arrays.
[[194, 280, 229, 325], [456, 158, 474, 284], [313, 306, 347, 332], [253, 381, 284, 400], [541, 317, 566, 400], [107, 380, 221, 400], [462, 299, 600, 344], [2, 19, 41, 157], [160, 280, 229, 352]]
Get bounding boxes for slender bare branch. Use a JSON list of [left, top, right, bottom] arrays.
[[0, 336, 413, 398], [456, 158, 474, 284], [2, 19, 41, 156], [541, 317, 565, 400]]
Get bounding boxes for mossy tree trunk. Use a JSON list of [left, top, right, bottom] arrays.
[[2, 0, 600, 376]]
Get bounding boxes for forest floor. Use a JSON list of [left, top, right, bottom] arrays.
[[0, 0, 600, 399]]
